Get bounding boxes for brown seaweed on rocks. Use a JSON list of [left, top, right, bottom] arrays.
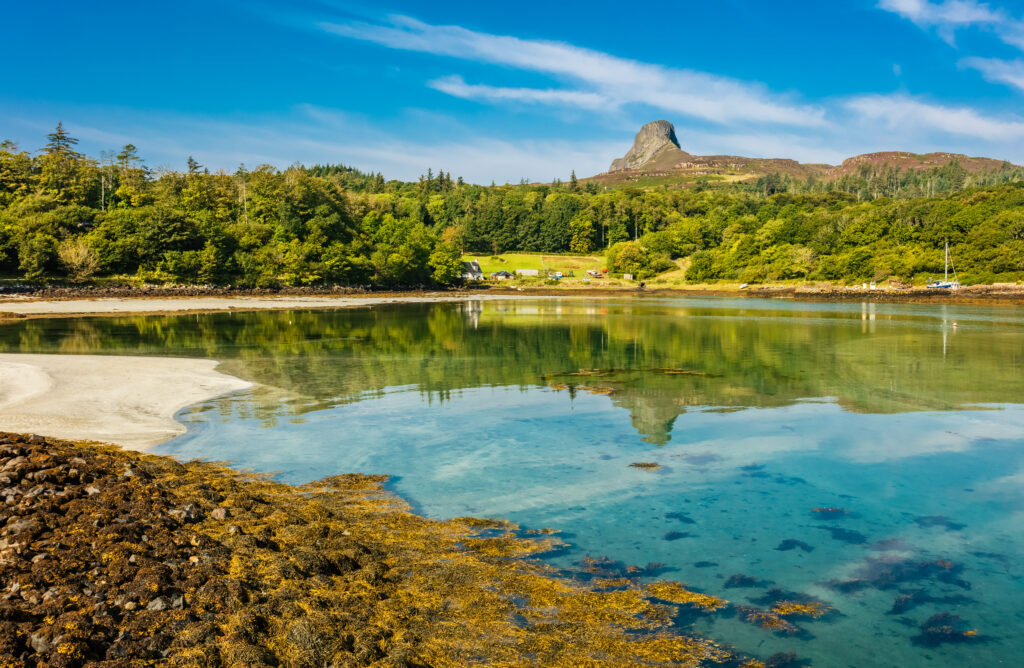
[[887, 589, 973, 615], [913, 515, 966, 531], [775, 539, 814, 553], [724, 574, 772, 589], [818, 526, 867, 544], [912, 612, 985, 647], [0, 432, 746, 666], [853, 555, 970, 590], [810, 507, 850, 519]]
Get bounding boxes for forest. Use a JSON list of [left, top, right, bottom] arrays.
[[1, 124, 1022, 286]]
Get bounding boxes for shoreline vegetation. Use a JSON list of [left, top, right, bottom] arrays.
[[0, 432, 747, 667], [2, 125, 1024, 295]]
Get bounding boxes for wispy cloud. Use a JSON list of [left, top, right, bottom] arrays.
[[427, 75, 608, 110], [846, 94, 1024, 141], [961, 57, 1024, 90], [878, 0, 1002, 28], [320, 16, 827, 127], [878, 0, 1024, 49]]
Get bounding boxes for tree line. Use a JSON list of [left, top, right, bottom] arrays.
[[1, 124, 1022, 286]]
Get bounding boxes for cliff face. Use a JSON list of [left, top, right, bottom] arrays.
[[608, 120, 688, 172]]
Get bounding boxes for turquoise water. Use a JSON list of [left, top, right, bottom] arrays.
[[2, 297, 1023, 665]]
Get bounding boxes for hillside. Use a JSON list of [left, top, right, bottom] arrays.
[[588, 120, 1018, 188]]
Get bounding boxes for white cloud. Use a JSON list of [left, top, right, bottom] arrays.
[[320, 16, 827, 128], [427, 75, 609, 110], [961, 56, 1024, 90], [878, 0, 1002, 26], [878, 0, 1024, 50], [846, 94, 1024, 141]]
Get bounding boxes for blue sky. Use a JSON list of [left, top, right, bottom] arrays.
[[4, 0, 1024, 182]]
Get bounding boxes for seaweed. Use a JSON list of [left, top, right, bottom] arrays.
[[887, 589, 973, 615], [822, 579, 870, 594], [665, 511, 696, 524], [775, 539, 814, 553], [818, 527, 867, 544], [629, 462, 661, 470], [810, 507, 850, 519], [764, 650, 811, 667], [734, 606, 802, 636], [724, 574, 772, 589], [852, 556, 970, 590], [693, 561, 718, 568], [914, 515, 966, 531], [643, 581, 728, 611], [0, 433, 741, 666], [663, 531, 692, 541], [912, 613, 985, 647]]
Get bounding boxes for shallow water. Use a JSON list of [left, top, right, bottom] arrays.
[[3, 297, 1023, 665]]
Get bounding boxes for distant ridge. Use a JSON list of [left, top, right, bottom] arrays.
[[591, 121, 1018, 186]]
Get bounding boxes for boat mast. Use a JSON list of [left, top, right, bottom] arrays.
[[944, 240, 949, 283]]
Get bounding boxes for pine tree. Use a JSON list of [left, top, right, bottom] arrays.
[[39, 122, 90, 202], [45, 122, 80, 157]]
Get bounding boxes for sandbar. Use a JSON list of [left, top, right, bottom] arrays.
[[0, 354, 251, 449]]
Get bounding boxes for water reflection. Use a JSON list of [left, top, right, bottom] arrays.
[[1, 297, 1022, 447]]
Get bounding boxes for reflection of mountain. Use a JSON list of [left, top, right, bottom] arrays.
[[1, 300, 1022, 445]]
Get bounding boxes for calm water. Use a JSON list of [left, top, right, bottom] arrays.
[[3, 297, 1024, 666]]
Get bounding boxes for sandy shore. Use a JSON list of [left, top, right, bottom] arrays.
[[0, 354, 251, 449], [0, 293, 542, 318]]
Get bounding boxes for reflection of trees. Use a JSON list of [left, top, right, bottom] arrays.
[[1, 301, 1022, 445]]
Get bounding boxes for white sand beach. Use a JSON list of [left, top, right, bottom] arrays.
[[0, 354, 252, 449]]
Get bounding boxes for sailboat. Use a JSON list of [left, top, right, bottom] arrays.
[[927, 240, 960, 290]]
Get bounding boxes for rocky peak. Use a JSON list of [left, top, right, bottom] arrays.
[[609, 120, 687, 172]]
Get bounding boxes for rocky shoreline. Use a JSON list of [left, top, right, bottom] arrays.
[[0, 282, 1021, 309], [0, 432, 742, 667]]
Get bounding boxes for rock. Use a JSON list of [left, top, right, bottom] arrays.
[[170, 504, 201, 522], [608, 120, 686, 172], [4, 518, 37, 536], [124, 601, 137, 611], [147, 596, 169, 611], [27, 434, 45, 445], [85, 485, 101, 496], [29, 632, 49, 653], [2, 456, 26, 471], [211, 507, 229, 521]]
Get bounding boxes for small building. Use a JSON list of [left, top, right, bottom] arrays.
[[515, 269, 539, 277], [461, 261, 484, 281], [492, 270, 514, 280]]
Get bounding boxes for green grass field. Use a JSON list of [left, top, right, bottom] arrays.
[[462, 253, 606, 276]]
